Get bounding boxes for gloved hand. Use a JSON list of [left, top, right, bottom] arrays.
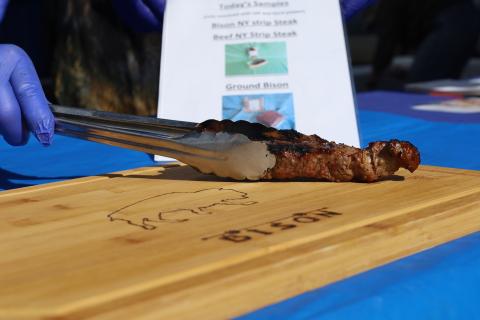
[[341, 0, 376, 19], [112, 0, 166, 33], [0, 44, 54, 146]]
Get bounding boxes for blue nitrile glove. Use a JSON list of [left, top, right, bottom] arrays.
[[0, 44, 54, 146], [112, 0, 166, 33], [0, 0, 9, 22], [341, 0, 376, 19]]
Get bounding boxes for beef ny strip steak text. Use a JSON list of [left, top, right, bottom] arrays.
[[195, 119, 420, 182]]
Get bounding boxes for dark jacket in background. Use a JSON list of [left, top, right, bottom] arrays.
[[372, 0, 480, 84]]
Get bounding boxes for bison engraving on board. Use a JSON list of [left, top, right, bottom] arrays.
[[107, 188, 257, 230]]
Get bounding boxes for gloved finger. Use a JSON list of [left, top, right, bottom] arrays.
[[0, 82, 29, 146], [112, 0, 163, 32], [0, 0, 9, 23], [8, 45, 54, 146], [143, 0, 166, 21], [341, 0, 376, 19]]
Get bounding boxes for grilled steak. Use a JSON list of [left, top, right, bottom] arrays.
[[196, 119, 420, 182]]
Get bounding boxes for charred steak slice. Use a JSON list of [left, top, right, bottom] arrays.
[[196, 119, 420, 182]]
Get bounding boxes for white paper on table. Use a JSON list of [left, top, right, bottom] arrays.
[[156, 0, 359, 161], [413, 98, 480, 114]]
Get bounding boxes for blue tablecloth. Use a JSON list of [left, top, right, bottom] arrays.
[[1, 91, 479, 319]]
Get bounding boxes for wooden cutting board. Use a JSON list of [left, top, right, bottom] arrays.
[[1, 164, 479, 320]]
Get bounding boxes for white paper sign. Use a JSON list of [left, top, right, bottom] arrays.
[[157, 0, 359, 151]]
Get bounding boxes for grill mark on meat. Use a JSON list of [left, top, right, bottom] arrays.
[[369, 147, 377, 177], [266, 142, 313, 154], [196, 120, 421, 182]]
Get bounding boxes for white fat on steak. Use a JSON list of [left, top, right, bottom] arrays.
[[172, 131, 276, 180]]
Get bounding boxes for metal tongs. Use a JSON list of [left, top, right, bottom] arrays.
[[51, 105, 275, 180], [52, 104, 199, 155]]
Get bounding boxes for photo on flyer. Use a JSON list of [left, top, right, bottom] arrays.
[[225, 42, 288, 76], [222, 93, 295, 129]]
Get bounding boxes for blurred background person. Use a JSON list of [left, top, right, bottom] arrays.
[[348, 0, 480, 90]]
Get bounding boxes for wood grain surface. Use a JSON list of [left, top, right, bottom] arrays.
[[0, 165, 479, 319]]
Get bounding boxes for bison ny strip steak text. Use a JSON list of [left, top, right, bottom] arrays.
[[195, 120, 420, 182]]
